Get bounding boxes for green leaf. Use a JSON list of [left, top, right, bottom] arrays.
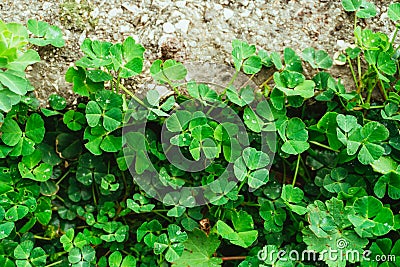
[[85, 101, 102, 127], [166, 110, 192, 132], [374, 171, 400, 200], [48, 94, 67, 110], [103, 108, 122, 132], [270, 52, 283, 70], [336, 114, 358, 133], [377, 52, 396, 75], [146, 90, 160, 106], [25, 113, 45, 143], [68, 247, 81, 264], [32, 163, 53, 182], [150, 59, 187, 83], [356, 0, 377, 18], [370, 156, 398, 174], [0, 221, 14, 239], [172, 229, 222, 267], [1, 118, 22, 146], [27, 19, 49, 36], [243, 107, 264, 133], [86, 70, 112, 82], [248, 169, 269, 189], [0, 89, 21, 112], [30, 247, 46, 266], [216, 220, 258, 248], [0, 71, 31, 95], [342, 0, 362, 11], [243, 55, 262, 74], [242, 147, 270, 170], [361, 121, 389, 142], [14, 241, 34, 261], [284, 48, 303, 72], [388, 3, 400, 21], [6, 49, 40, 72], [302, 47, 333, 69], [281, 185, 304, 203], [63, 110, 86, 131]]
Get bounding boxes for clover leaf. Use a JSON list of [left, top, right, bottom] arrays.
[[348, 196, 394, 237], [172, 229, 222, 267], [14, 240, 47, 267], [279, 117, 309, 155], [388, 3, 400, 21], [302, 47, 333, 69], [110, 36, 144, 78], [154, 224, 188, 263], [216, 210, 258, 248]]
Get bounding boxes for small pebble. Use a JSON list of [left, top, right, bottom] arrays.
[[175, 19, 190, 34], [163, 22, 175, 33], [223, 8, 234, 20]]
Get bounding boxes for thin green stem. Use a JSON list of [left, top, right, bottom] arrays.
[[56, 169, 71, 185], [347, 57, 358, 87], [309, 141, 340, 153], [92, 183, 97, 206], [357, 55, 362, 93], [34, 235, 51, 240], [292, 154, 301, 187], [114, 79, 147, 107], [222, 70, 239, 95], [45, 261, 64, 267], [391, 25, 400, 44], [300, 157, 311, 183], [371, 65, 388, 101], [153, 210, 172, 223]]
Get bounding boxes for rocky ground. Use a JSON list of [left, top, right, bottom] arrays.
[[0, 0, 398, 105]]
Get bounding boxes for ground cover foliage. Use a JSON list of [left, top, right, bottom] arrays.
[[0, 1, 400, 266]]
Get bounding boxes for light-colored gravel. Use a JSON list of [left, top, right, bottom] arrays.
[[0, 0, 398, 104]]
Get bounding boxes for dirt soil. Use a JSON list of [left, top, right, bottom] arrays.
[[0, 0, 398, 105]]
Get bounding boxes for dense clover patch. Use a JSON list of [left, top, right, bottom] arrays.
[[0, 1, 400, 266]]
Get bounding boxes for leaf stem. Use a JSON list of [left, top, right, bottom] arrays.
[[391, 24, 400, 44], [153, 210, 172, 223], [56, 169, 71, 185], [357, 55, 362, 93], [347, 57, 358, 87], [221, 256, 247, 261], [114, 79, 147, 107], [292, 154, 301, 186], [309, 141, 340, 153], [33, 235, 51, 240], [222, 70, 239, 95], [45, 261, 64, 267]]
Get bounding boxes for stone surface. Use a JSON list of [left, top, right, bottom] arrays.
[[0, 0, 398, 105]]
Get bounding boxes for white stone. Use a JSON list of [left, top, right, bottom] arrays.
[[175, 19, 190, 34], [109, 8, 123, 18], [240, 9, 251, 17], [122, 3, 139, 13], [163, 22, 175, 33], [214, 4, 223, 10], [78, 30, 87, 44], [90, 7, 99, 18], [141, 14, 149, 24], [176, 1, 186, 8], [223, 8, 234, 20], [42, 2, 52, 10], [120, 24, 130, 33]]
